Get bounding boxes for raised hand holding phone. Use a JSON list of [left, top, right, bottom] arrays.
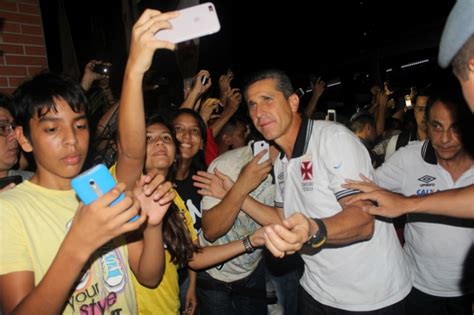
[[154, 2, 221, 44], [71, 164, 139, 222]]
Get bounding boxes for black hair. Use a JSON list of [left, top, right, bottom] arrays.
[[348, 113, 375, 133], [425, 86, 474, 156], [11, 72, 89, 139], [215, 116, 246, 145], [172, 108, 207, 172], [145, 113, 199, 266]]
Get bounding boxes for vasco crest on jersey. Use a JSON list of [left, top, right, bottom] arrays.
[[301, 154, 313, 191]]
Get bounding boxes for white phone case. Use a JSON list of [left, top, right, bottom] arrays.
[[253, 140, 269, 164], [154, 2, 221, 44]]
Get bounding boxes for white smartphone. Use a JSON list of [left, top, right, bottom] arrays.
[[154, 2, 221, 44], [253, 140, 269, 164], [404, 95, 413, 109], [327, 109, 337, 122]]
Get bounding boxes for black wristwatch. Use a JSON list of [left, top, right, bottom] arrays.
[[242, 235, 256, 254], [306, 218, 327, 249]]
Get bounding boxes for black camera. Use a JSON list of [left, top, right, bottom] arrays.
[[93, 64, 111, 75]]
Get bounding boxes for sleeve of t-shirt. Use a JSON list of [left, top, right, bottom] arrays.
[[322, 128, 375, 200], [174, 191, 198, 242], [205, 128, 218, 167], [184, 206, 198, 242], [273, 163, 284, 208], [375, 147, 406, 194], [0, 200, 33, 274]]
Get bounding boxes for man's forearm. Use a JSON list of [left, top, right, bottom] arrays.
[[202, 181, 250, 241], [241, 197, 283, 226], [411, 185, 474, 219], [309, 206, 374, 245]]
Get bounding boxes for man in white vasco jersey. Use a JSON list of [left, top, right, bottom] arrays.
[[376, 89, 474, 315], [241, 69, 411, 314]]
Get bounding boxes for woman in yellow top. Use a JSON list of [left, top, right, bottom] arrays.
[[115, 15, 265, 314]]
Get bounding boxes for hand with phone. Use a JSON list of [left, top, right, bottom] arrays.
[[69, 181, 144, 256], [127, 9, 179, 77], [71, 164, 139, 222], [80, 60, 111, 92], [234, 147, 272, 195], [253, 140, 269, 164]]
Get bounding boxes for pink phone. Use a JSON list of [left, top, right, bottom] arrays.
[[154, 2, 221, 44]]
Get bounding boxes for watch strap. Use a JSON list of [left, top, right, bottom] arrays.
[[307, 218, 327, 249]]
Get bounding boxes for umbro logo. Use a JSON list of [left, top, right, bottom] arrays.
[[418, 175, 436, 184]]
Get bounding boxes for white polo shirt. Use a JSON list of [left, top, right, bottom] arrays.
[[376, 140, 474, 297], [274, 118, 411, 311]]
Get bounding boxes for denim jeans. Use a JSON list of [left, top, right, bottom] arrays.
[[265, 251, 304, 315], [267, 264, 302, 315], [197, 261, 267, 315]]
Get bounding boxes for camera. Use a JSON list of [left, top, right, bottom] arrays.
[[93, 64, 111, 75]]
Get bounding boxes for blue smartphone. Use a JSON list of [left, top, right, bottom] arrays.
[[71, 164, 138, 222]]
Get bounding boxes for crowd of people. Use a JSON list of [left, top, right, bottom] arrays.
[[0, 1, 473, 314]]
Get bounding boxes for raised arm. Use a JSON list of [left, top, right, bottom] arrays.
[[180, 70, 211, 110], [115, 9, 177, 189], [305, 77, 326, 118], [209, 88, 242, 137]]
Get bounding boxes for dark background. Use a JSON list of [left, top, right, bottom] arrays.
[[39, 0, 456, 116]]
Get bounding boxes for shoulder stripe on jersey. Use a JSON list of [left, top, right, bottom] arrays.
[[335, 189, 360, 200]]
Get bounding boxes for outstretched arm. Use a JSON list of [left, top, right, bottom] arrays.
[[343, 176, 474, 219]]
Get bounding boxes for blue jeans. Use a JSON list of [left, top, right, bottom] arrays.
[[265, 252, 303, 315], [197, 261, 267, 315]]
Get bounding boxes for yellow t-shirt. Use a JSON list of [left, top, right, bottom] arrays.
[[132, 191, 197, 315], [0, 181, 137, 314]]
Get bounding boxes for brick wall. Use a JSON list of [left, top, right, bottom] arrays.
[[0, 0, 47, 96]]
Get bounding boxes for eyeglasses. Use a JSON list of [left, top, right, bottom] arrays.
[[0, 122, 16, 137], [146, 132, 173, 144]]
